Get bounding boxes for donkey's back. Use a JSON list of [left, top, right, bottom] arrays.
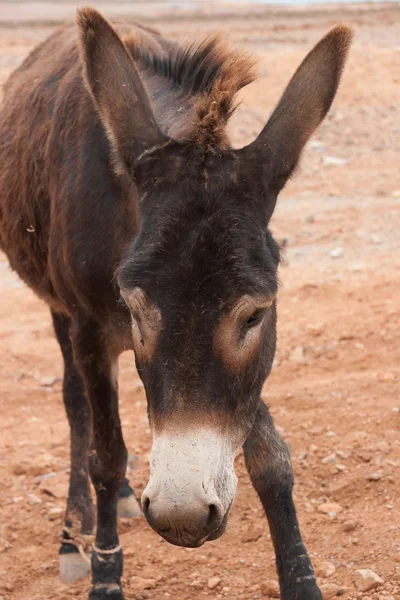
[[0, 22, 142, 313]]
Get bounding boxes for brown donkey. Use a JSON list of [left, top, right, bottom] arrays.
[[0, 8, 352, 599]]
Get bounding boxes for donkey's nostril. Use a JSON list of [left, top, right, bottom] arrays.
[[141, 495, 150, 515], [206, 502, 224, 532]]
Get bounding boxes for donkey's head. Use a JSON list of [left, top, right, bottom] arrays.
[[77, 8, 352, 547]]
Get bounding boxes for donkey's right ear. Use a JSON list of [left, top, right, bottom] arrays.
[[236, 25, 352, 216], [76, 7, 169, 173]]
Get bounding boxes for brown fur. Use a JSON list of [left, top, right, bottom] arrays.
[[0, 9, 352, 598], [128, 33, 257, 149]]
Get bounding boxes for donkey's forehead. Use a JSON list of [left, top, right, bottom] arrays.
[[119, 208, 278, 306]]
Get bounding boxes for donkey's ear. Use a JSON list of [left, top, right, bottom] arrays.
[[237, 25, 352, 194], [76, 7, 168, 172]]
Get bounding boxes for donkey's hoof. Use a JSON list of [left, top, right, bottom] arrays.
[[117, 494, 141, 519], [283, 582, 322, 600], [89, 584, 125, 599], [60, 548, 91, 583]]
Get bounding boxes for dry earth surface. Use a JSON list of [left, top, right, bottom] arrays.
[[0, 2, 399, 600]]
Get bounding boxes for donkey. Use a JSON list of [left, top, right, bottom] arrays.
[[0, 7, 352, 599]]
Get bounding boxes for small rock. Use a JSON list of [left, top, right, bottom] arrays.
[[348, 263, 363, 272], [359, 452, 373, 463], [315, 561, 336, 578], [330, 247, 344, 259], [320, 583, 344, 598], [47, 507, 63, 520], [40, 375, 61, 387], [39, 479, 68, 499], [131, 576, 157, 591], [322, 453, 337, 465], [27, 493, 42, 505], [383, 372, 395, 382], [208, 577, 221, 590], [369, 234, 382, 245], [354, 569, 384, 592], [260, 579, 280, 597], [342, 520, 357, 532], [309, 139, 325, 151], [367, 473, 383, 481], [318, 502, 343, 516], [242, 523, 263, 543], [289, 346, 305, 363], [323, 155, 349, 167], [33, 471, 57, 484]]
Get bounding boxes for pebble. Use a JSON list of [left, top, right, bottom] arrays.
[[27, 493, 42, 505], [131, 576, 157, 591], [318, 502, 343, 516], [354, 569, 384, 592], [260, 579, 280, 597], [208, 577, 221, 589], [323, 155, 349, 167], [315, 561, 336, 578], [289, 346, 305, 363], [241, 523, 263, 543], [370, 234, 382, 245], [320, 583, 344, 598], [322, 453, 337, 465], [40, 375, 61, 387], [343, 520, 357, 532], [309, 139, 325, 151], [383, 372, 395, 382], [330, 247, 344, 259], [47, 507, 63, 520], [367, 473, 383, 481]]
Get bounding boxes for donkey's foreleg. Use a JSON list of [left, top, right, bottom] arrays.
[[52, 311, 94, 583], [72, 320, 127, 600], [243, 401, 322, 600]]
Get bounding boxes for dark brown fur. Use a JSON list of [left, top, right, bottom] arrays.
[[0, 9, 352, 600]]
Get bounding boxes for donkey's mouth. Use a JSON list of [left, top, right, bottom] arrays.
[[155, 506, 230, 548]]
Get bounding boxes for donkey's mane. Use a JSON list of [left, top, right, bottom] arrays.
[[129, 34, 257, 149]]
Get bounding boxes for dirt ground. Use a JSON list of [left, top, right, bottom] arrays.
[[0, 2, 399, 599]]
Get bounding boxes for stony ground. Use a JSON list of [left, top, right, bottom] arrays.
[[0, 2, 399, 600]]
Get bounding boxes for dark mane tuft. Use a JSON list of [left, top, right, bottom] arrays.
[[129, 34, 257, 150]]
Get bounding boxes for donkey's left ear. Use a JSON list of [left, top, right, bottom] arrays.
[[237, 25, 352, 200], [77, 7, 169, 173]]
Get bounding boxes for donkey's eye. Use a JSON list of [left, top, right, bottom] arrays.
[[246, 308, 265, 328]]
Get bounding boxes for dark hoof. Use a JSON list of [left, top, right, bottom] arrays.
[[283, 582, 322, 600], [89, 584, 125, 599], [59, 545, 91, 583]]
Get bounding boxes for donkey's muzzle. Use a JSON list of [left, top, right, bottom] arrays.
[[141, 427, 238, 546], [141, 490, 225, 547]]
